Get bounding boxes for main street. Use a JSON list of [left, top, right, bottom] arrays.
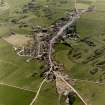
[[29, 6, 93, 105], [48, 8, 89, 72]]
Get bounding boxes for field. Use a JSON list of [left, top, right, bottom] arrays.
[[0, 38, 41, 105], [0, 39, 44, 90], [0, 0, 74, 36], [54, 0, 105, 105], [0, 0, 75, 105], [70, 0, 105, 82], [75, 81, 105, 105], [0, 84, 34, 105], [1, 0, 105, 105], [0, 38, 61, 105]]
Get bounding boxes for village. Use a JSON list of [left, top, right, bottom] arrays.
[[9, 4, 96, 105], [0, 0, 105, 105]]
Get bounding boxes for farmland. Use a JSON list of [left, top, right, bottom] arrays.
[[0, 0, 75, 105], [54, 0, 105, 105], [0, 38, 59, 105], [0, 84, 34, 105], [0, 0, 105, 105], [0, 0, 74, 36]]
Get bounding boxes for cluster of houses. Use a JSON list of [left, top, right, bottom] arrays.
[[55, 70, 75, 105], [14, 10, 79, 105], [14, 11, 76, 61]]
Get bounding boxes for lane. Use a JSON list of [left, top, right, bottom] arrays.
[[74, 79, 105, 85], [48, 8, 89, 70], [48, 7, 92, 105], [29, 78, 47, 105], [0, 59, 18, 66], [48, 15, 77, 67], [29, 6, 93, 105], [0, 82, 35, 93], [54, 71, 90, 105]]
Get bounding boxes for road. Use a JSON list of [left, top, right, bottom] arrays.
[[54, 71, 90, 105], [48, 15, 77, 68], [29, 78, 47, 105], [48, 8, 91, 105], [48, 8, 88, 70], [29, 7, 91, 105]]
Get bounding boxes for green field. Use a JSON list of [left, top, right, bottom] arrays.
[[54, 0, 105, 105], [35, 82, 58, 105], [0, 0, 74, 36], [0, 38, 61, 105], [75, 81, 105, 105], [0, 39, 44, 90], [0, 38, 42, 104], [0, 84, 34, 105], [0, 0, 74, 105], [71, 0, 105, 82], [1, 0, 105, 105]]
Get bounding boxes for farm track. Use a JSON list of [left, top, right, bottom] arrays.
[[29, 79, 47, 105], [0, 82, 35, 93], [74, 79, 105, 85], [0, 59, 18, 66]]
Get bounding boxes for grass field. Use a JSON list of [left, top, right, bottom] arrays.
[[0, 0, 75, 105], [0, 39, 43, 90], [72, 0, 105, 82], [54, 0, 105, 105], [0, 38, 60, 105], [75, 81, 105, 105], [0, 0, 75, 36], [55, 0, 105, 81], [1, 0, 105, 105], [0, 84, 34, 105], [35, 82, 58, 105]]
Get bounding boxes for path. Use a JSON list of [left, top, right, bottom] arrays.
[[29, 78, 47, 105], [0, 82, 35, 93], [74, 78, 105, 85]]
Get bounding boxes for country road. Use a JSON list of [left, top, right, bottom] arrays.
[[48, 7, 91, 105], [29, 78, 46, 105], [48, 8, 89, 70], [54, 71, 90, 105], [48, 14, 77, 67], [29, 7, 92, 105]]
